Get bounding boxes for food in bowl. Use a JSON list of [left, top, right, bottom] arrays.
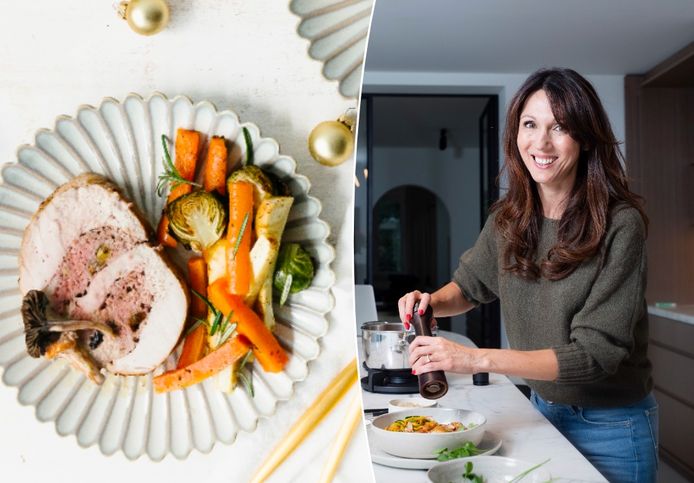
[[386, 415, 468, 433], [370, 408, 487, 459]]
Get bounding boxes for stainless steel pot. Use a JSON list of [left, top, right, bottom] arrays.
[[361, 321, 414, 370]]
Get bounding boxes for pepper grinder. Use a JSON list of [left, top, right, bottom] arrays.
[[411, 303, 448, 399]]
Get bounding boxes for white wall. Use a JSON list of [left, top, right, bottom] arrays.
[[372, 145, 480, 281]]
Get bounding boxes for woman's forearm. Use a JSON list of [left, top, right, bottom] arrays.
[[474, 348, 559, 381], [430, 281, 476, 317]]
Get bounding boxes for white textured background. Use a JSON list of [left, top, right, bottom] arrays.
[[0, 1, 371, 482]]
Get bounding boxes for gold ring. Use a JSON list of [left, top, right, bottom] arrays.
[[426, 354, 432, 364]]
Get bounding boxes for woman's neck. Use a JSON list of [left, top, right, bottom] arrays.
[[538, 185, 571, 219]]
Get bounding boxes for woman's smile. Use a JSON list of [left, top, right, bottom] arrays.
[[517, 89, 581, 202]]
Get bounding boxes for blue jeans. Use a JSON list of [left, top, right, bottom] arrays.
[[531, 392, 659, 483]]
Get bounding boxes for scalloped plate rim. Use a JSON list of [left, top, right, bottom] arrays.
[[0, 91, 336, 460]]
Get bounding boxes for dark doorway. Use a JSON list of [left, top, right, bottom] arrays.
[[371, 185, 449, 313], [354, 93, 501, 348]]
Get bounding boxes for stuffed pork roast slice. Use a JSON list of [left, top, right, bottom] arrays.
[[19, 173, 150, 294], [19, 173, 188, 381]]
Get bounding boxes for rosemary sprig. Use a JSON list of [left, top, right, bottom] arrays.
[[242, 126, 254, 166], [237, 350, 254, 397], [509, 459, 551, 483], [156, 134, 201, 196], [217, 321, 237, 347], [191, 289, 216, 313], [185, 317, 207, 336], [231, 212, 250, 259], [279, 273, 293, 306], [209, 310, 223, 336]]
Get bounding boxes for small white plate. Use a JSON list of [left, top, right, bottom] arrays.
[[369, 429, 502, 470], [428, 456, 552, 483]]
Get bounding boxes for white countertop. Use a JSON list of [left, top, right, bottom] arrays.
[[648, 304, 694, 327], [0, 2, 371, 483], [359, 334, 607, 483]]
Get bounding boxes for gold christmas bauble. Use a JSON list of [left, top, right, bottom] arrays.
[[308, 120, 355, 167], [122, 0, 170, 36]]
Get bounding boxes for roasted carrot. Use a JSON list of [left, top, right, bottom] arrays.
[[204, 136, 228, 195], [167, 129, 201, 203], [176, 257, 209, 369], [208, 279, 288, 373], [154, 335, 251, 393], [156, 213, 177, 248], [168, 183, 193, 202], [187, 257, 208, 318], [227, 181, 253, 296]]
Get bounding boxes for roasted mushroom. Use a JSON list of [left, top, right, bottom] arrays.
[[22, 290, 114, 384]]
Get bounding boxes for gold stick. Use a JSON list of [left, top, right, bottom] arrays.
[[317, 392, 363, 483], [250, 358, 358, 483]]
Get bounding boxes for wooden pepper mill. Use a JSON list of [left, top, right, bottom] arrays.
[[411, 303, 448, 399]]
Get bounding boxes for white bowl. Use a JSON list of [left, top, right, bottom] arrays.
[[427, 456, 552, 483], [371, 407, 486, 459], [388, 397, 438, 413]]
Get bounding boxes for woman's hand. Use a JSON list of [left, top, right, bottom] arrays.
[[408, 336, 479, 375], [397, 290, 432, 330]]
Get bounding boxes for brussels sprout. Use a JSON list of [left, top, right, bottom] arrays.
[[273, 243, 315, 305], [228, 165, 275, 206], [166, 191, 227, 252]]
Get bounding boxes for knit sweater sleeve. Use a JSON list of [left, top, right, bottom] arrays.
[[553, 208, 647, 384], [452, 214, 499, 305]]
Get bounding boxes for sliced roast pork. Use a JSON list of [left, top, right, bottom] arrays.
[[19, 173, 188, 381]]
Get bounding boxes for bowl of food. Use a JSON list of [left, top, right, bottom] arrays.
[[388, 397, 438, 413], [427, 456, 551, 483], [370, 407, 486, 459]]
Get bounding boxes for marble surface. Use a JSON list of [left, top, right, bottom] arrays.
[[359, 335, 608, 483], [648, 305, 694, 326], [0, 2, 371, 483]]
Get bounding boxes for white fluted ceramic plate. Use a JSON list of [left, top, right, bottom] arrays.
[[290, 0, 374, 98], [0, 93, 335, 460]]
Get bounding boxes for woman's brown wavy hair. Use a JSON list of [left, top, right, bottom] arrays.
[[493, 68, 647, 281]]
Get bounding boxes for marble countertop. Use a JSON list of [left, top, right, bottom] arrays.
[[648, 305, 694, 326], [0, 2, 370, 483], [359, 334, 607, 483]]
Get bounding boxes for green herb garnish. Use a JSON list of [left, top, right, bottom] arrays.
[[237, 350, 254, 397], [462, 461, 484, 483], [435, 442, 481, 461], [190, 289, 237, 348], [509, 459, 550, 483], [156, 134, 201, 196], [231, 212, 250, 259], [242, 126, 254, 166], [184, 317, 207, 336]]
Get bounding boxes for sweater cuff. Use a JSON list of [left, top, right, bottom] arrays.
[[552, 343, 605, 384]]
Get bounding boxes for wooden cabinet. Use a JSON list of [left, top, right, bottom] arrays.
[[648, 314, 694, 479], [626, 42, 694, 478], [625, 42, 694, 304]]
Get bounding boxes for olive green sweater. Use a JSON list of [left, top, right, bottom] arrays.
[[453, 206, 653, 407]]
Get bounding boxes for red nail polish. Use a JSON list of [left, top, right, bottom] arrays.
[[412, 370, 416, 375], [406, 314, 412, 321], [418, 309, 424, 316], [404, 322, 410, 330]]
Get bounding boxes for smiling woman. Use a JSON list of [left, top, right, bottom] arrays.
[[400, 68, 658, 483]]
